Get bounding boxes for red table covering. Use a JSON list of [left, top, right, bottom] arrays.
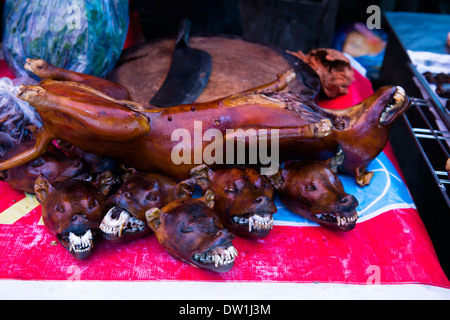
[[0, 59, 449, 288]]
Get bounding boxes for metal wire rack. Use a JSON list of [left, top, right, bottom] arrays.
[[402, 96, 450, 206]]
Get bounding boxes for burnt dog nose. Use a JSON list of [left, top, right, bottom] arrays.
[[254, 196, 269, 204], [339, 194, 353, 204]]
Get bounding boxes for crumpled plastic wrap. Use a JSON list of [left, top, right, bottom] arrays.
[[2, 0, 129, 78], [0, 76, 42, 157]]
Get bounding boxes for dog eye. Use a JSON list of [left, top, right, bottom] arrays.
[[146, 192, 159, 202], [180, 227, 194, 233], [31, 158, 45, 168], [225, 187, 237, 193], [88, 198, 97, 209], [56, 204, 65, 212], [306, 184, 317, 191]]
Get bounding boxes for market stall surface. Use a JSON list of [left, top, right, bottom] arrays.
[[0, 65, 449, 299]]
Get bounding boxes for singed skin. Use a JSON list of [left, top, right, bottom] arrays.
[[145, 195, 237, 273], [24, 58, 131, 100], [273, 86, 410, 186], [101, 172, 194, 242], [34, 175, 106, 259], [1, 70, 327, 180], [190, 165, 276, 238], [269, 159, 359, 231], [0, 141, 85, 193]]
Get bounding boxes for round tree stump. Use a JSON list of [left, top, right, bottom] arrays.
[[108, 36, 319, 105]]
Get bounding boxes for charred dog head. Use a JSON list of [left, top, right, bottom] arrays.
[[190, 165, 276, 238], [34, 175, 106, 259], [0, 141, 85, 194], [57, 141, 123, 196], [269, 155, 358, 231], [145, 191, 237, 273], [100, 172, 195, 243]]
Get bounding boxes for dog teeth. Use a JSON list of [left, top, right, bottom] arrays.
[[315, 212, 358, 226], [232, 214, 273, 232], [380, 86, 406, 123], [337, 213, 358, 226], [394, 86, 405, 101], [193, 246, 238, 268], [100, 207, 145, 237], [68, 229, 93, 253]]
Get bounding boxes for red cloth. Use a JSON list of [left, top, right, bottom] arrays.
[[0, 203, 448, 287], [123, 10, 143, 50], [318, 69, 374, 110], [0, 60, 16, 79]]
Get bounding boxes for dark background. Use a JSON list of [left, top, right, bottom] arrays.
[[2, 0, 448, 61], [134, 0, 450, 53]]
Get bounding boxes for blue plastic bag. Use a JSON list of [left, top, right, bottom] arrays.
[[2, 0, 129, 78]]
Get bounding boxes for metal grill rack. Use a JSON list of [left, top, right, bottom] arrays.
[[402, 95, 450, 207], [380, 11, 450, 276]]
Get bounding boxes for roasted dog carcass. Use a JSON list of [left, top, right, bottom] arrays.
[[0, 59, 410, 188]]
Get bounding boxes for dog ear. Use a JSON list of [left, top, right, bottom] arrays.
[[176, 177, 196, 198], [119, 164, 137, 183], [95, 170, 119, 196], [201, 189, 215, 209], [266, 169, 284, 190], [325, 147, 345, 173], [34, 174, 54, 203], [189, 164, 214, 190], [145, 207, 162, 230]]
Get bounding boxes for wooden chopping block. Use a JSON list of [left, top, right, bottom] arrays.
[[107, 36, 320, 105]]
